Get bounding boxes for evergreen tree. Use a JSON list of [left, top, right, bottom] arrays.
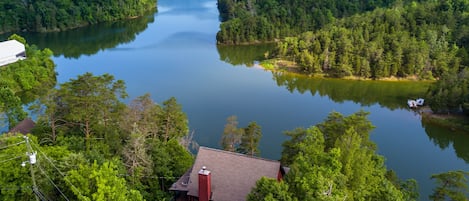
[[430, 170, 469, 201], [220, 115, 243, 152], [56, 73, 127, 150], [157, 97, 188, 142], [238, 121, 262, 156]]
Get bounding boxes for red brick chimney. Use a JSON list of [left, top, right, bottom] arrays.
[[198, 166, 211, 201]]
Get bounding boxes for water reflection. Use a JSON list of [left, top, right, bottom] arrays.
[[18, 12, 155, 59], [422, 119, 469, 163], [272, 73, 431, 110], [217, 44, 431, 110], [217, 43, 275, 66]]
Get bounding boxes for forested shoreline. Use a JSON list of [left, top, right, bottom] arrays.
[[217, 0, 469, 116], [1, 34, 468, 200], [0, 0, 468, 198], [0, 0, 156, 33]]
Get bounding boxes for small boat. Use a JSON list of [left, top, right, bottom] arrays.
[[407, 98, 424, 108], [408, 99, 417, 108], [416, 98, 424, 106]]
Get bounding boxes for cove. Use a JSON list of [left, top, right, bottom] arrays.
[[7, 0, 469, 199]]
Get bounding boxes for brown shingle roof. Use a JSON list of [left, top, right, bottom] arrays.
[[170, 167, 192, 192], [182, 146, 282, 201], [8, 118, 35, 134]]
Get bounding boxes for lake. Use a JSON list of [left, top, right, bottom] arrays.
[[6, 0, 469, 199]]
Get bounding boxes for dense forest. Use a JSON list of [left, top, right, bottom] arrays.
[[0, 36, 468, 200], [216, 0, 397, 44], [217, 0, 469, 115], [0, 0, 156, 33], [269, 1, 469, 79]]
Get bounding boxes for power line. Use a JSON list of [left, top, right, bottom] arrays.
[[30, 142, 84, 199], [0, 186, 32, 191], [32, 188, 50, 201], [36, 162, 70, 201], [0, 155, 23, 164], [0, 141, 25, 150], [24, 136, 40, 201]]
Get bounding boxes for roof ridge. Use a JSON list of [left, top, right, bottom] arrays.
[[198, 146, 280, 164]]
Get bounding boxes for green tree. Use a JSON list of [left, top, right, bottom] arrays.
[[266, 111, 414, 201], [429, 170, 469, 201], [65, 160, 143, 201], [146, 139, 193, 200], [220, 115, 243, 152], [247, 177, 296, 201], [121, 93, 161, 139], [317, 110, 375, 150], [239, 121, 262, 156], [157, 97, 188, 142], [56, 73, 127, 150], [426, 69, 469, 114]]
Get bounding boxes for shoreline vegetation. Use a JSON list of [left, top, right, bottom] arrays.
[[420, 108, 469, 132], [257, 59, 469, 132], [218, 0, 469, 131], [258, 59, 434, 82]]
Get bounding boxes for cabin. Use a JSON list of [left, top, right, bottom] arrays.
[[170, 146, 288, 201], [0, 40, 26, 67]]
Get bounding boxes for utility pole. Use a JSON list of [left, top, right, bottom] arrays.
[[23, 136, 40, 201]]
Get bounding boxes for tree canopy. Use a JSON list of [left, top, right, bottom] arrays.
[[0, 34, 56, 128], [1, 74, 194, 201], [220, 115, 262, 156], [251, 111, 418, 200], [0, 0, 156, 33]]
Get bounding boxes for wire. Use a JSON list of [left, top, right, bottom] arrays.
[[32, 187, 50, 201], [0, 155, 23, 164], [30, 142, 84, 199], [117, 174, 179, 179], [36, 162, 70, 201], [0, 186, 32, 191], [0, 141, 25, 150]]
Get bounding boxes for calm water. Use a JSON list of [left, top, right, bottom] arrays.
[[7, 0, 468, 199]]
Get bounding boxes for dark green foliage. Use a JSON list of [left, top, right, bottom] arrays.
[[272, 0, 469, 79], [0, 0, 156, 33], [238, 121, 262, 156], [54, 73, 127, 150], [429, 170, 469, 201], [426, 69, 469, 114], [219, 0, 469, 80], [270, 111, 419, 200], [158, 97, 189, 142], [217, 0, 395, 44]]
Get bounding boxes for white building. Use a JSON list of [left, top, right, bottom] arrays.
[[0, 40, 26, 67]]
